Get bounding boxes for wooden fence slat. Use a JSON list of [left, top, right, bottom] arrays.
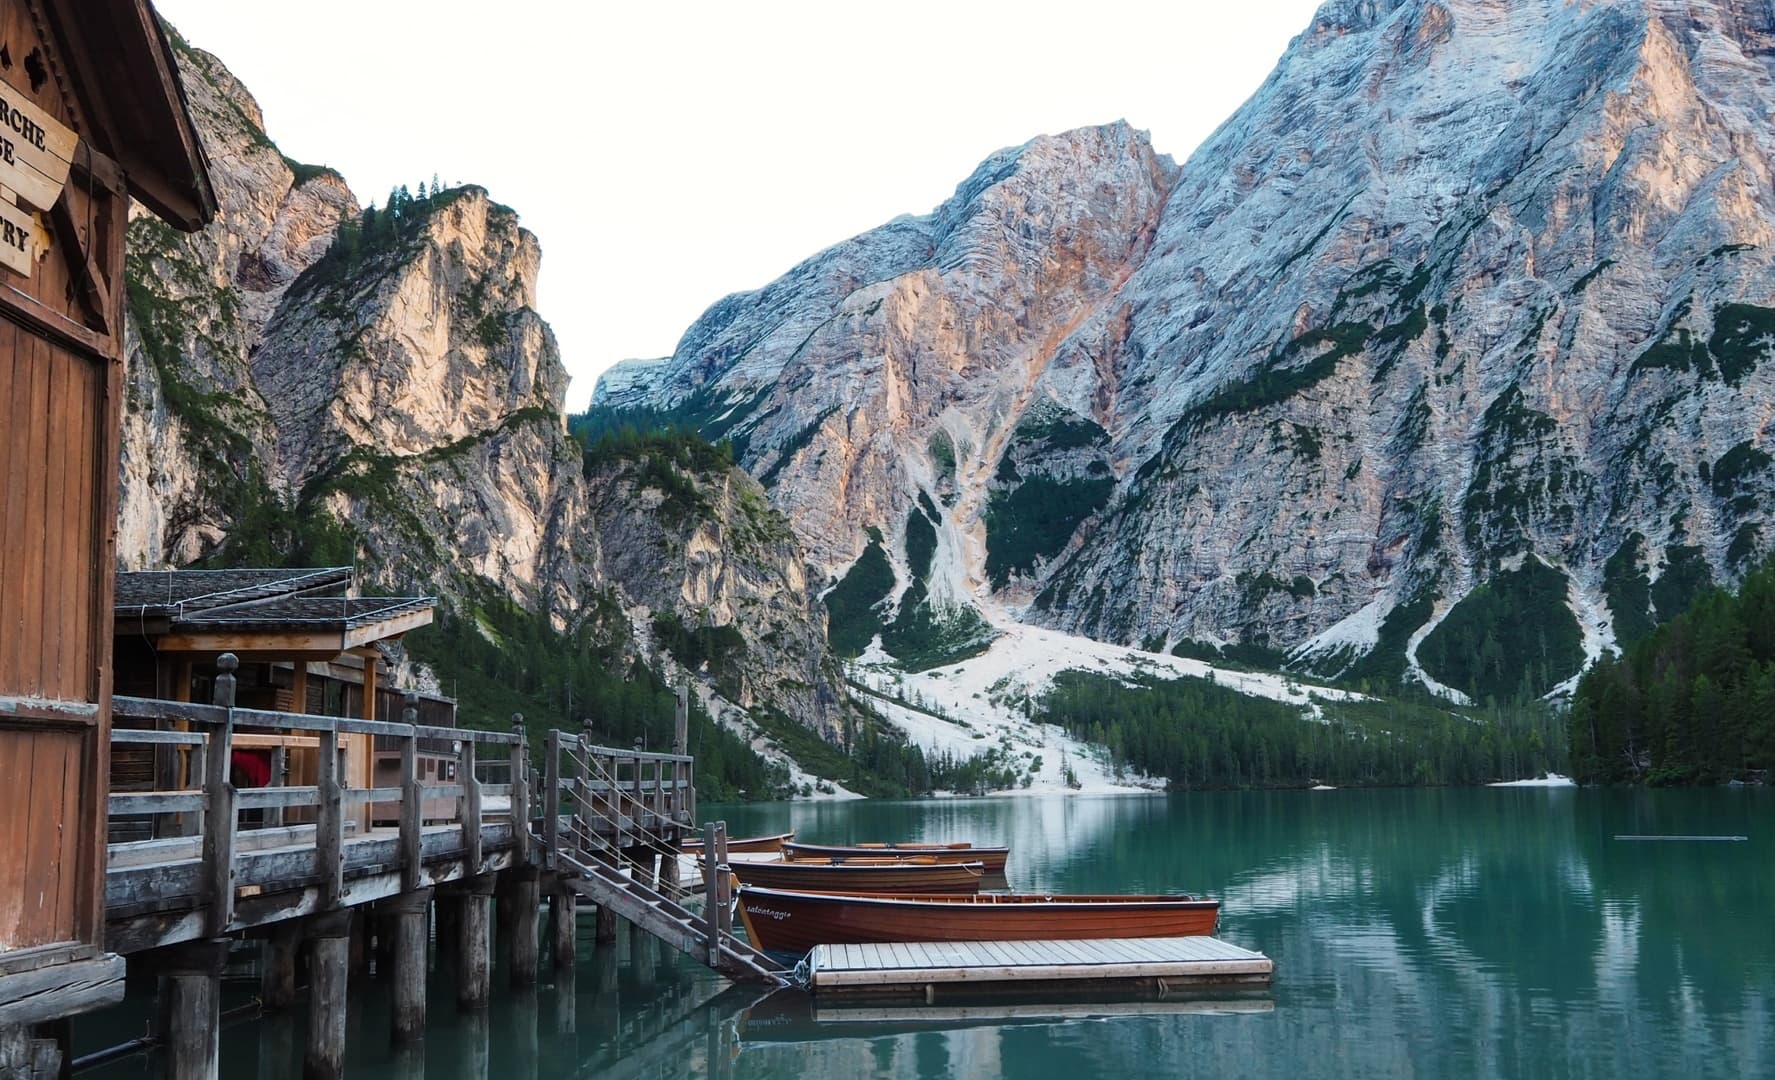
[[201, 656, 238, 935], [460, 741, 481, 873], [543, 731, 559, 872], [399, 695, 421, 893], [108, 792, 205, 815], [317, 727, 344, 909], [510, 714, 530, 863]]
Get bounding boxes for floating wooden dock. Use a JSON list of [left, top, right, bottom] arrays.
[[805, 936, 1273, 1001]]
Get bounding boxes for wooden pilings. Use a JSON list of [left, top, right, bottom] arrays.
[[548, 882, 577, 970], [387, 888, 434, 1046], [457, 874, 496, 1012], [305, 910, 352, 1080], [157, 938, 229, 1080], [74, 718, 715, 1075], [509, 868, 541, 988], [260, 923, 301, 1012]]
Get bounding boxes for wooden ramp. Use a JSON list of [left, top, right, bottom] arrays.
[[806, 937, 1273, 1001], [557, 853, 787, 984]]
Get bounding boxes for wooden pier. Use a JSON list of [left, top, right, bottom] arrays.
[[804, 936, 1274, 1001], [16, 650, 1274, 1076], [55, 659, 783, 1078]]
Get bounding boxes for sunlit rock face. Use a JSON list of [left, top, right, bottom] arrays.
[[602, 0, 1775, 694], [117, 36, 847, 734]]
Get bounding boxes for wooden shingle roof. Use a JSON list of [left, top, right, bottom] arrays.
[[114, 568, 435, 653], [115, 567, 353, 617]]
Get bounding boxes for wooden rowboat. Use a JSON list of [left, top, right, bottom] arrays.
[[709, 858, 985, 895], [735, 886, 1219, 955], [781, 840, 1010, 875], [680, 831, 794, 855]]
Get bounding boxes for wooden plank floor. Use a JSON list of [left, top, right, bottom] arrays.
[[808, 936, 1273, 998]]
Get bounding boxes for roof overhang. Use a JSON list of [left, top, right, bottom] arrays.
[[39, 0, 216, 229]]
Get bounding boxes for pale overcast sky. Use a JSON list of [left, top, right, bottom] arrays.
[[155, 1, 1323, 410]]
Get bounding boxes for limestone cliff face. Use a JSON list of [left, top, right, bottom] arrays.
[[119, 33, 356, 566], [601, 0, 1775, 697], [118, 37, 847, 734], [581, 453, 845, 737]]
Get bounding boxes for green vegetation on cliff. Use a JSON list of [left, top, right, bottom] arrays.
[[1417, 558, 1585, 702], [406, 594, 788, 801], [983, 475, 1113, 587], [824, 532, 896, 657]]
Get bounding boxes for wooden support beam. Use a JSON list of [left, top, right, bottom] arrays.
[[510, 714, 530, 864], [714, 822, 733, 940], [509, 868, 540, 989], [594, 904, 616, 947], [288, 662, 308, 716], [399, 696, 422, 894], [547, 884, 576, 971], [457, 875, 495, 1012], [202, 655, 239, 937], [0, 955, 125, 1028], [154, 938, 229, 1080], [434, 891, 461, 972], [460, 741, 482, 873], [700, 822, 721, 968], [0, 1025, 60, 1079], [495, 872, 517, 966], [348, 911, 370, 983], [260, 923, 300, 1013], [552, 964, 576, 1035], [628, 920, 654, 985], [386, 888, 433, 1048], [267, 744, 287, 829], [305, 911, 352, 1080], [543, 731, 560, 872], [317, 727, 345, 910]]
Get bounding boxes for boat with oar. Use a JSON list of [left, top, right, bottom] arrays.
[[781, 840, 1010, 875], [735, 886, 1220, 955], [708, 857, 986, 895], [680, 831, 794, 855]]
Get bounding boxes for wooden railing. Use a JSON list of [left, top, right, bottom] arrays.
[[102, 654, 704, 958], [543, 730, 695, 874], [106, 654, 527, 940]]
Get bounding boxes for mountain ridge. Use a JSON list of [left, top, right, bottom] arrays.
[[119, 31, 852, 760], [597, 0, 1775, 704]]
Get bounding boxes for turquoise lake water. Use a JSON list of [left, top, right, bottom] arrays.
[[81, 787, 1773, 1078]]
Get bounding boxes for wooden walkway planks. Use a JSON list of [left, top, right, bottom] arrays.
[[807, 936, 1274, 999]]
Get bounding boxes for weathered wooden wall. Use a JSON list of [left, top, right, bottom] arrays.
[[0, 0, 129, 964]]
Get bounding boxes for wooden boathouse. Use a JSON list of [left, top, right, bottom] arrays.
[[0, 0, 215, 1072]]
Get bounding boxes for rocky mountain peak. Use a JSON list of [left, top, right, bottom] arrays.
[[253, 184, 566, 487], [119, 27, 852, 746], [598, 0, 1775, 704]]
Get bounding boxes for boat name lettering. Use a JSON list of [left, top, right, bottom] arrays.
[[748, 907, 791, 921]]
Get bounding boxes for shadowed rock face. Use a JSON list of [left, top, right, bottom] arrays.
[[601, 0, 1775, 692], [117, 36, 846, 736]]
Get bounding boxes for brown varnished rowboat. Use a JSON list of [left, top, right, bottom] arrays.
[[781, 840, 1010, 875], [735, 886, 1219, 955], [709, 858, 985, 895], [680, 831, 794, 855]]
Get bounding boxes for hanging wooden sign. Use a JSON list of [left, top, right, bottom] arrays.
[[0, 76, 77, 213], [0, 189, 43, 277]]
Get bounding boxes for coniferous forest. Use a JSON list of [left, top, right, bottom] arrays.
[[1039, 672, 1565, 790], [1567, 557, 1775, 785]]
